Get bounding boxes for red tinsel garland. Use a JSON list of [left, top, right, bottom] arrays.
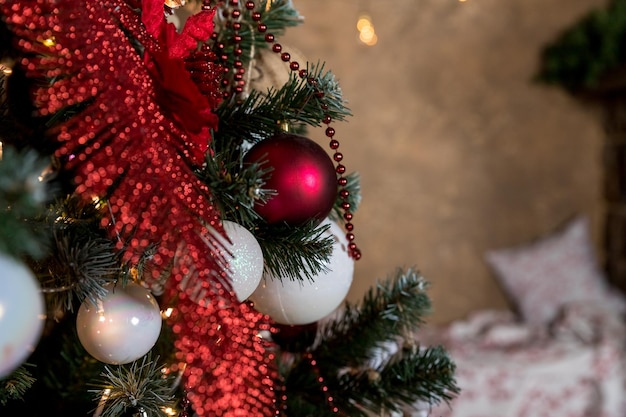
[[0, 0, 276, 415]]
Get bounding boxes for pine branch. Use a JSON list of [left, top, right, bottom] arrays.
[[536, 0, 626, 91], [330, 172, 361, 222], [256, 220, 334, 281], [27, 197, 121, 312], [92, 355, 176, 417], [314, 268, 432, 368], [42, 231, 121, 311], [280, 269, 458, 417], [33, 315, 105, 409], [212, 0, 303, 69], [0, 146, 52, 259], [0, 365, 36, 406], [336, 345, 458, 416], [198, 144, 276, 227], [214, 63, 351, 150]]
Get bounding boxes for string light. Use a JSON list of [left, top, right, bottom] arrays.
[[357, 14, 377, 46], [40, 36, 56, 47]]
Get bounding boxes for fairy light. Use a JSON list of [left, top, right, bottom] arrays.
[[161, 307, 174, 318], [357, 14, 377, 46], [162, 407, 178, 416], [41, 37, 56, 47]]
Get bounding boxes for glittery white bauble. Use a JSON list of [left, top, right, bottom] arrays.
[[249, 218, 354, 325], [218, 221, 264, 301], [76, 282, 162, 365], [0, 254, 45, 378]]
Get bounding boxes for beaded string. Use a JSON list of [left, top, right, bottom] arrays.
[[305, 353, 342, 415], [207, 0, 362, 260]]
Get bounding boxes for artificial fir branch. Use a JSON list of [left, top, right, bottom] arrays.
[[330, 172, 361, 223], [315, 268, 432, 367], [14, 316, 107, 414], [38, 232, 121, 312], [211, 0, 302, 69], [536, 0, 626, 91], [0, 146, 51, 259], [0, 365, 36, 405], [374, 345, 458, 409], [335, 345, 458, 415], [92, 355, 176, 417], [214, 63, 351, 149], [26, 197, 121, 312], [199, 146, 275, 227], [255, 220, 334, 281], [278, 269, 458, 417]]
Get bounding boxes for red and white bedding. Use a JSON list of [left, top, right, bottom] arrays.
[[414, 302, 626, 417]]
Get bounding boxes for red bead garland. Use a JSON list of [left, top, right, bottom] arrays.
[[305, 353, 342, 415], [210, 0, 362, 260]]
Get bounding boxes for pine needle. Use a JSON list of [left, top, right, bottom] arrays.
[[0, 365, 36, 405], [91, 355, 176, 417]]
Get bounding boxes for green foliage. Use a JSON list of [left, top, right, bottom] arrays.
[[92, 355, 176, 417], [212, 0, 303, 69], [0, 365, 36, 405], [331, 172, 361, 222], [213, 62, 351, 150], [256, 220, 334, 281], [280, 268, 459, 416], [537, 0, 626, 91], [0, 146, 51, 259], [33, 197, 121, 312]]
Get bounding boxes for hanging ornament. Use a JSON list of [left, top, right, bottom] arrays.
[[243, 133, 338, 226], [249, 218, 354, 325], [218, 220, 264, 302], [0, 254, 46, 378], [76, 281, 162, 365]]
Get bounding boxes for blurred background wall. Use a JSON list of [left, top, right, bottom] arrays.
[[282, 0, 610, 324]]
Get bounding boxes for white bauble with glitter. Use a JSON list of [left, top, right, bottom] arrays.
[[218, 221, 264, 302], [76, 282, 162, 365], [250, 218, 354, 325], [0, 254, 46, 378]]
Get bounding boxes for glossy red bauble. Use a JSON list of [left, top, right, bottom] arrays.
[[244, 133, 338, 225]]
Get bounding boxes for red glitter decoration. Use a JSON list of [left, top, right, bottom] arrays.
[[0, 0, 276, 415], [243, 133, 338, 225]]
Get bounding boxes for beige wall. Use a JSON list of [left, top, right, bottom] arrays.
[[283, 0, 609, 324]]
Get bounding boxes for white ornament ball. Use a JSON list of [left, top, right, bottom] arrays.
[[76, 282, 162, 365], [217, 221, 264, 302], [249, 218, 355, 325], [0, 254, 46, 378]]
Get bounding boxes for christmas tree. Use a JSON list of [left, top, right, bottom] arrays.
[[0, 1, 458, 416]]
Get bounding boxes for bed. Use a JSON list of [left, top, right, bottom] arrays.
[[409, 215, 626, 417]]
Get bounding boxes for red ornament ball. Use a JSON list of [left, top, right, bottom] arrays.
[[244, 133, 338, 225]]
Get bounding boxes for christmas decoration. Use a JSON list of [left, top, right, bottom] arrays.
[[0, 0, 458, 416], [76, 281, 162, 365], [250, 218, 354, 325], [216, 220, 264, 301], [243, 133, 338, 226], [0, 254, 45, 378]]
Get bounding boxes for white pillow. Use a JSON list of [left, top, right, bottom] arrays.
[[485, 216, 618, 326]]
